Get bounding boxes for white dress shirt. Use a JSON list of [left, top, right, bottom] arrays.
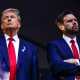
[[4, 34, 19, 62], [63, 34, 80, 80], [63, 35, 79, 56]]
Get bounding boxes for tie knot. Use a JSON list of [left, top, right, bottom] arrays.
[[9, 37, 14, 41], [71, 40, 75, 44]]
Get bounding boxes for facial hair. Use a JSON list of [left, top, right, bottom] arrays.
[[64, 26, 79, 35]]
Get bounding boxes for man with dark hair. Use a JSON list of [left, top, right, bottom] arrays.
[[47, 11, 80, 80]]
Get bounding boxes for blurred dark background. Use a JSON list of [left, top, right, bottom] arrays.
[[0, 0, 80, 76]]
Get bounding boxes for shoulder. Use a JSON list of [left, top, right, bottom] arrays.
[[0, 36, 5, 40], [77, 40, 80, 43], [19, 38, 38, 55], [48, 38, 64, 45], [47, 38, 66, 49], [19, 38, 37, 49], [0, 36, 6, 43]]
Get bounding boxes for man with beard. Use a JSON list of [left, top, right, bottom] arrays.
[[47, 11, 80, 80]]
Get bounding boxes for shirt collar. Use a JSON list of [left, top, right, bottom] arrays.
[[63, 34, 77, 43], [4, 34, 19, 42]]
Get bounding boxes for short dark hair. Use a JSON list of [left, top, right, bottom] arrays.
[[55, 11, 74, 26]]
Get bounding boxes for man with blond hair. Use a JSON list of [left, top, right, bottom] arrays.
[[0, 8, 39, 80]]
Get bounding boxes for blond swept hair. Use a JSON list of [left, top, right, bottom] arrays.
[[1, 8, 21, 23]]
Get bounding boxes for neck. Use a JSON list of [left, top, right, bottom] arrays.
[[63, 33, 76, 39], [3, 28, 18, 37]]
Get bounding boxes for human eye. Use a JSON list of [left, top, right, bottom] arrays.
[[74, 19, 77, 21], [3, 16, 8, 20], [11, 15, 15, 18]]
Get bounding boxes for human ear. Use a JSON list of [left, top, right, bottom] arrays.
[[58, 25, 64, 31]]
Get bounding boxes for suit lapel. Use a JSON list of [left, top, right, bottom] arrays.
[[77, 41, 80, 56], [17, 39, 28, 70], [17, 39, 22, 70], [0, 36, 10, 67], [59, 38, 74, 58], [0, 37, 31, 71]]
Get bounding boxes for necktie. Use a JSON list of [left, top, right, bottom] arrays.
[[71, 40, 80, 79], [8, 37, 17, 80]]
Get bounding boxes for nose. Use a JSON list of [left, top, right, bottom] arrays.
[[73, 20, 77, 25], [8, 17, 11, 22]]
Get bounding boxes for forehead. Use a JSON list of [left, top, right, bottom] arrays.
[[2, 11, 17, 17], [63, 14, 76, 21]]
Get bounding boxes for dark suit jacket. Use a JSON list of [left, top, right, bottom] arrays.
[[47, 38, 80, 80], [0, 36, 39, 80], [41, 72, 54, 80]]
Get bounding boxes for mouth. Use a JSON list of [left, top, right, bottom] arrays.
[[72, 25, 79, 31], [73, 25, 78, 28], [7, 23, 12, 25]]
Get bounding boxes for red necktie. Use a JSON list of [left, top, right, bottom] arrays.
[[8, 37, 17, 80], [71, 40, 80, 79]]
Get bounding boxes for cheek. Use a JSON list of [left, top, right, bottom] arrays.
[[76, 23, 78, 26], [17, 22, 21, 28], [65, 23, 72, 27], [2, 21, 7, 25], [64, 24, 72, 30]]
